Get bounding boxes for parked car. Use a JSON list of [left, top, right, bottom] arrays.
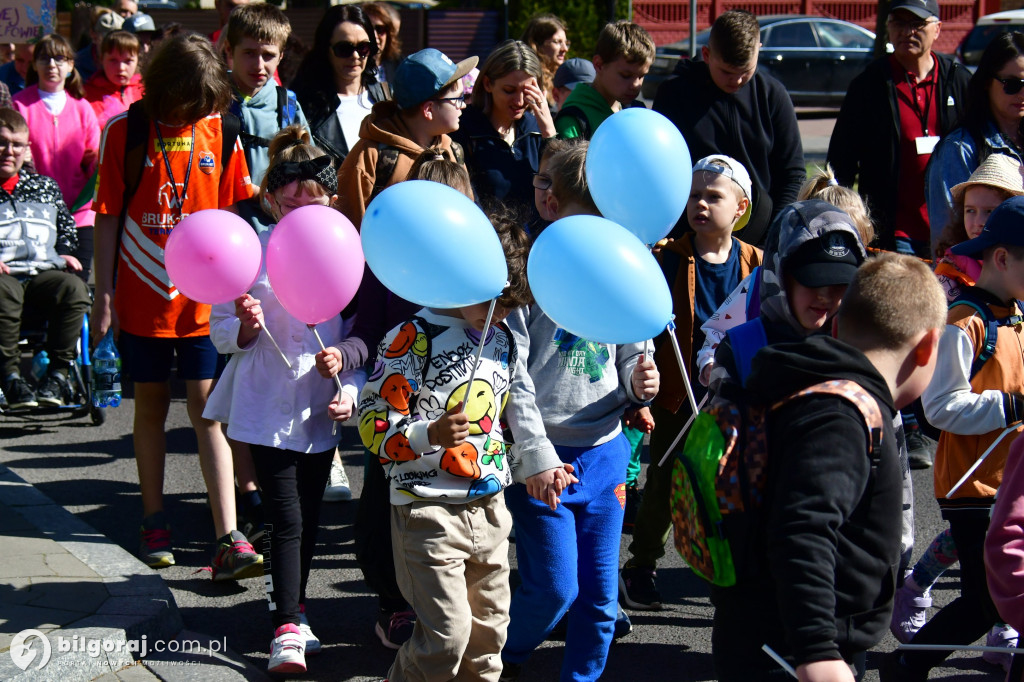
[[641, 15, 883, 107], [957, 9, 1024, 70]]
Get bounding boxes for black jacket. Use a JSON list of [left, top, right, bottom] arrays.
[[740, 335, 901, 666], [653, 59, 806, 246], [450, 105, 545, 224], [827, 52, 969, 250], [295, 81, 390, 169]]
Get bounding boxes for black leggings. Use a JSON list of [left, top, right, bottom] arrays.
[[250, 444, 334, 628], [353, 447, 408, 612], [902, 507, 1000, 675]]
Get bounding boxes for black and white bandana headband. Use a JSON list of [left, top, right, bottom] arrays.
[[266, 155, 337, 195]]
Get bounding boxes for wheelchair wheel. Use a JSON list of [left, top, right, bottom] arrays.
[[90, 404, 105, 426]]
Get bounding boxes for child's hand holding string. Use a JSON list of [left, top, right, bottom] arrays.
[[428, 402, 469, 448], [632, 355, 660, 403], [235, 294, 264, 347], [315, 347, 343, 378], [328, 391, 354, 422]]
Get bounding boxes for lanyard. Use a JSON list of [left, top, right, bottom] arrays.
[[154, 122, 195, 220], [902, 70, 934, 136]]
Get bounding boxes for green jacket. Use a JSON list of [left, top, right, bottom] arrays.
[[555, 83, 613, 140]]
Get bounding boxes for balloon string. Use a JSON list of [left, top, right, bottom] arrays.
[[666, 317, 700, 418], [946, 423, 1018, 497], [656, 392, 708, 467], [761, 645, 798, 679], [309, 324, 345, 437], [461, 295, 500, 415], [260, 322, 292, 369]]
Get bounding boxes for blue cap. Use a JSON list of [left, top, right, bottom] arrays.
[[393, 48, 479, 110], [553, 58, 596, 90], [951, 196, 1024, 257]]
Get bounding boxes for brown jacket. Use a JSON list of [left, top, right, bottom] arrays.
[[654, 233, 762, 413], [336, 100, 467, 228]]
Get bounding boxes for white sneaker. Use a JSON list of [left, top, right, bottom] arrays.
[[889, 573, 931, 644], [298, 610, 321, 655], [982, 623, 1018, 672], [268, 623, 306, 674], [323, 458, 352, 502]]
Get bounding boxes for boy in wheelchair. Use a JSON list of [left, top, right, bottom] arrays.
[[0, 108, 90, 409]]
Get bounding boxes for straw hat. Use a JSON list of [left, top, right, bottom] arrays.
[[951, 154, 1024, 204]]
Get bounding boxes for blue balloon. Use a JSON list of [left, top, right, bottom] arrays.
[[362, 181, 509, 308], [528, 216, 673, 344], [586, 108, 692, 246]]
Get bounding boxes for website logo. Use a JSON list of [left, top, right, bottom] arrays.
[[10, 629, 52, 671]]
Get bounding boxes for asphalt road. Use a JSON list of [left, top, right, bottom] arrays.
[[0, 378, 1008, 682]]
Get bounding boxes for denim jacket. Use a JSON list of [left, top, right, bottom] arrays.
[[926, 122, 1024, 251]]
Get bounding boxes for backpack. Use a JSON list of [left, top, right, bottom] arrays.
[[232, 86, 301, 150], [913, 287, 1024, 441], [669, 378, 884, 587], [555, 104, 591, 140], [114, 102, 241, 268], [370, 140, 466, 199]]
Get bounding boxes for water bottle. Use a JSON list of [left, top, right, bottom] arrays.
[[31, 350, 49, 381], [93, 330, 121, 408]]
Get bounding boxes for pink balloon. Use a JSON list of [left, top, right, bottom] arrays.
[[265, 205, 365, 325], [164, 209, 262, 305]]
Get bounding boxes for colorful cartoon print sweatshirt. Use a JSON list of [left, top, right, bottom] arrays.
[[358, 309, 518, 505]]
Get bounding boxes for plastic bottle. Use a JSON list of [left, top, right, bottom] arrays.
[[92, 330, 121, 408], [31, 350, 49, 381]]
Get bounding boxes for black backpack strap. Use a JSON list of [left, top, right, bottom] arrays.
[[220, 111, 241, 174], [555, 104, 591, 140], [449, 140, 465, 168], [116, 101, 151, 267], [372, 143, 401, 199], [276, 85, 287, 129], [779, 379, 884, 469], [949, 288, 1023, 379]]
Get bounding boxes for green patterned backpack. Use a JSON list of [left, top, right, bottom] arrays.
[[669, 379, 884, 587]]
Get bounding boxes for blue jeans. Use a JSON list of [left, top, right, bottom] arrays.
[[503, 434, 629, 682]]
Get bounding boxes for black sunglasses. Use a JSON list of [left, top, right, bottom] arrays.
[[331, 40, 373, 59], [998, 77, 1024, 96], [372, 24, 388, 36]]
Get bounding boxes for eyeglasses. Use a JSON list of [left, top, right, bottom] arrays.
[[0, 140, 27, 153], [432, 94, 467, 108], [545, 37, 571, 49], [998, 77, 1024, 95], [331, 40, 373, 59], [34, 54, 69, 66], [532, 173, 552, 190], [888, 17, 938, 33], [372, 24, 388, 36]]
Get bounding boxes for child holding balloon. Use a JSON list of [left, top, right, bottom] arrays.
[[501, 138, 660, 681], [207, 125, 358, 675]]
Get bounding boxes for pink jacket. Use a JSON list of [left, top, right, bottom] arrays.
[[84, 72, 144, 132], [13, 85, 100, 227], [985, 435, 1024, 633]]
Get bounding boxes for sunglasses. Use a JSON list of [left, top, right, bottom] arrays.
[[331, 40, 373, 59], [372, 24, 388, 36], [998, 77, 1024, 95]]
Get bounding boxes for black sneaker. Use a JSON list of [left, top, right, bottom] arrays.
[[619, 566, 662, 610], [36, 371, 71, 406], [622, 484, 642, 534], [4, 375, 37, 409], [905, 428, 936, 470], [374, 608, 415, 650]]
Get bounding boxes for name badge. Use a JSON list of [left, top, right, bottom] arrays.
[[916, 136, 940, 155]]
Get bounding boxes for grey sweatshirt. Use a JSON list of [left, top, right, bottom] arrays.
[[505, 305, 648, 482]]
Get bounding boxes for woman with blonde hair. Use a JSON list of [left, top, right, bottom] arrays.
[[451, 39, 554, 226]]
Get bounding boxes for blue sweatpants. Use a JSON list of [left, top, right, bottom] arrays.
[[503, 434, 629, 682]]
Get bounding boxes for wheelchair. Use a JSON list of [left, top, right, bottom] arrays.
[[0, 312, 105, 425]]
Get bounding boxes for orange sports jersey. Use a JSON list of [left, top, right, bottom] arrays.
[[93, 112, 254, 339]]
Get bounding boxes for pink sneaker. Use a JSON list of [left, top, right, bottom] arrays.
[[268, 623, 306, 674], [889, 574, 931, 644]]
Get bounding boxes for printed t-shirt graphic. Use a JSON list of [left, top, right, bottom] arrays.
[[93, 112, 254, 338]]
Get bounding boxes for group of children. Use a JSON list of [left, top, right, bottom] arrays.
[[4, 4, 1024, 682]]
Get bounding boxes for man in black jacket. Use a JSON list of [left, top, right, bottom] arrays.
[[653, 9, 805, 246], [711, 254, 946, 682], [828, 0, 969, 256]]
